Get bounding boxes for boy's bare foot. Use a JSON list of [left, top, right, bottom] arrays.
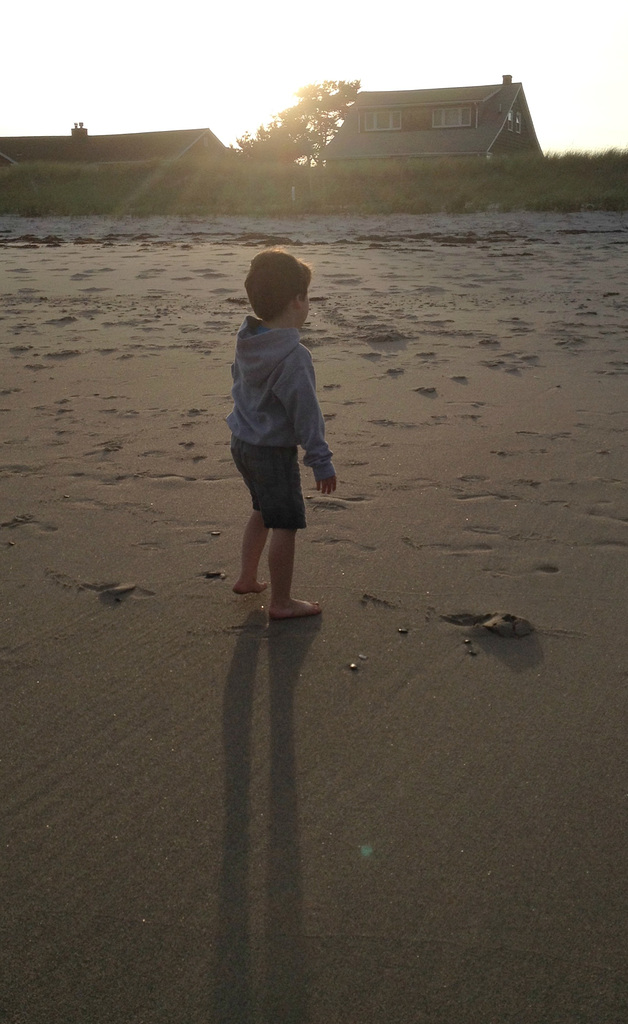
[[269, 599, 322, 620], [232, 579, 268, 594]]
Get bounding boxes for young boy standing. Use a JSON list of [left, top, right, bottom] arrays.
[[227, 249, 336, 620]]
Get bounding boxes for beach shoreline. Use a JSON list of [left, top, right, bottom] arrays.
[[1, 207, 627, 243]]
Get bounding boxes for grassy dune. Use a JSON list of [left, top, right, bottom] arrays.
[[1, 151, 627, 216]]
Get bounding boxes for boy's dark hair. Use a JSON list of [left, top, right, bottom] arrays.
[[245, 249, 312, 322]]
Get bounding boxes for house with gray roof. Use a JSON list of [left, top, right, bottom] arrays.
[[0, 125, 226, 166], [325, 75, 542, 161]]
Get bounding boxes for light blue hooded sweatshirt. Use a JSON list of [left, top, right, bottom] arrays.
[[227, 316, 335, 482]]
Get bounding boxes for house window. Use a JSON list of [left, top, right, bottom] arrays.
[[432, 107, 472, 128], [507, 110, 514, 131], [515, 111, 522, 133], [363, 110, 401, 131]]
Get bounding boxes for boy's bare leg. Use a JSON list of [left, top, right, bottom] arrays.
[[233, 510, 269, 594], [268, 528, 321, 619]]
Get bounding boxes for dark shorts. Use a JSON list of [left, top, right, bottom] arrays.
[[230, 435, 307, 530]]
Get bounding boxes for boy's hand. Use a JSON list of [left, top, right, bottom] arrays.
[[316, 475, 337, 495]]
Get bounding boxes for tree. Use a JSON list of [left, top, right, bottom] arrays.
[[236, 80, 360, 165]]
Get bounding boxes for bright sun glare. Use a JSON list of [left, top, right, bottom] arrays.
[[3, 0, 628, 153]]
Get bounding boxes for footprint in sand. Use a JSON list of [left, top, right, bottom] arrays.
[[45, 569, 155, 601], [44, 349, 82, 359]]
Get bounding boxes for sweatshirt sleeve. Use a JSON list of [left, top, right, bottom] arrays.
[[272, 346, 336, 481]]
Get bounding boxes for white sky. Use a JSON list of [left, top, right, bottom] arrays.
[[4, 0, 628, 153]]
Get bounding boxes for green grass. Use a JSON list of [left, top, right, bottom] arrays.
[[318, 151, 628, 214], [1, 151, 627, 216]]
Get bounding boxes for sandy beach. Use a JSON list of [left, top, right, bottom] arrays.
[[1, 210, 627, 1023]]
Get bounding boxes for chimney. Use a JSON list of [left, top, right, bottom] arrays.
[[502, 75, 512, 86], [72, 122, 88, 139]]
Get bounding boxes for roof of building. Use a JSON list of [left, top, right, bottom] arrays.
[[326, 80, 541, 159], [355, 83, 506, 108], [0, 127, 226, 164]]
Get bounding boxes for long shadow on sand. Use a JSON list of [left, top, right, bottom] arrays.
[[213, 610, 319, 1024]]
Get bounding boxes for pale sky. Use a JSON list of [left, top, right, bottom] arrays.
[[4, 0, 627, 154]]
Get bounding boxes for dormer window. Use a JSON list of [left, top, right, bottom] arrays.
[[515, 112, 522, 133], [363, 110, 401, 131], [432, 107, 472, 128], [507, 110, 514, 131]]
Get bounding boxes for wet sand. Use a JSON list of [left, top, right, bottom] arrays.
[[1, 211, 627, 1022]]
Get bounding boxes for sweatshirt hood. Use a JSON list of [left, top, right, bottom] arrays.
[[235, 316, 301, 386]]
